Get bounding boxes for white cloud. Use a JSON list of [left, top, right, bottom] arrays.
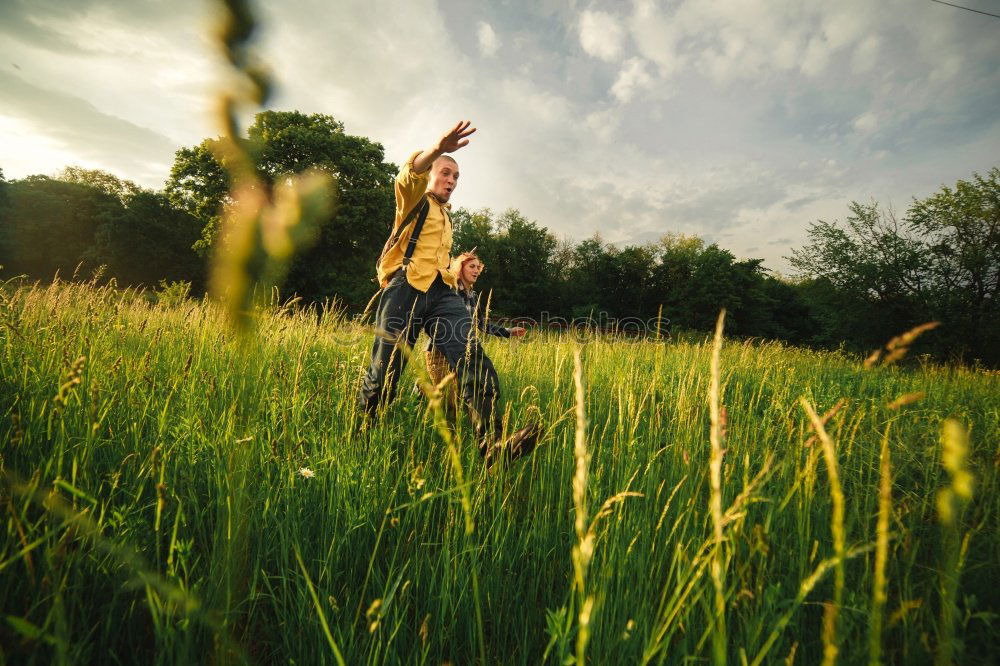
[[799, 35, 832, 77], [579, 9, 625, 62], [626, 0, 881, 83], [257, 0, 475, 155], [851, 35, 880, 73], [585, 107, 620, 142], [819, 8, 866, 51], [610, 57, 653, 103], [498, 77, 571, 125], [0, 70, 183, 185], [0, 115, 91, 178], [853, 111, 878, 133], [771, 35, 803, 72], [1, 0, 997, 275], [477, 21, 499, 57], [0, 7, 213, 157], [628, 0, 683, 78]]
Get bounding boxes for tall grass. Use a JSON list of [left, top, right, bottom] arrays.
[[1, 278, 998, 664], [707, 310, 727, 666]]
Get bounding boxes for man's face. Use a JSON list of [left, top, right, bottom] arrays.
[[428, 158, 459, 202]]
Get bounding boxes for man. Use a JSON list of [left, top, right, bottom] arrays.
[[358, 121, 540, 465]]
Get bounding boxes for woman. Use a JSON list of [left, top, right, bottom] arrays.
[[424, 250, 526, 403]]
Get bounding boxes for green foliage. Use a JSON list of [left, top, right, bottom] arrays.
[[907, 168, 999, 362], [60, 166, 143, 203], [790, 169, 999, 364], [0, 170, 204, 290], [165, 140, 231, 254], [0, 175, 111, 279], [0, 167, 10, 266], [2, 130, 994, 365], [92, 190, 204, 288], [1, 279, 997, 663], [165, 111, 397, 308], [454, 207, 560, 315], [456, 215, 814, 344], [155, 279, 192, 307]]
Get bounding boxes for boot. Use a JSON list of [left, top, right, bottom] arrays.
[[483, 419, 544, 468]]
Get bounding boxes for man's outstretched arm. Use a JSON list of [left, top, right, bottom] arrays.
[[411, 120, 477, 173]]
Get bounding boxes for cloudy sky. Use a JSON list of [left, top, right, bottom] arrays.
[[2, 0, 998, 272]]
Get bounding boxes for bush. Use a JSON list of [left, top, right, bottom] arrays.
[[156, 279, 192, 307]]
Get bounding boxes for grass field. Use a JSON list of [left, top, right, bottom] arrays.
[[1, 278, 997, 664]]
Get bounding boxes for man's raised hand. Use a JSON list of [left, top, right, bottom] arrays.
[[412, 121, 477, 174], [436, 120, 477, 154]]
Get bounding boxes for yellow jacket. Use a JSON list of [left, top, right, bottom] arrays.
[[376, 151, 457, 291]]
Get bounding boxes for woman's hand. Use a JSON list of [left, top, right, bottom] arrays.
[[509, 326, 527, 338]]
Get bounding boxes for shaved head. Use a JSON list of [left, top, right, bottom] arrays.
[[428, 155, 460, 202]]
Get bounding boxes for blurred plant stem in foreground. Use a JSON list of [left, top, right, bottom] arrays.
[[210, 0, 335, 331]]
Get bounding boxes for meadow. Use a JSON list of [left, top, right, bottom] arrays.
[[1, 277, 997, 664]]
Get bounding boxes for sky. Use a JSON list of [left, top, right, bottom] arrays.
[[1, 0, 998, 273]]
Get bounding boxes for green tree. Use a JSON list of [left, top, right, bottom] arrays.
[[165, 141, 231, 252], [599, 244, 658, 320], [789, 169, 1000, 364], [0, 175, 115, 279], [60, 166, 142, 203], [650, 233, 704, 327], [0, 168, 10, 271], [487, 210, 558, 316], [754, 275, 815, 344], [165, 111, 397, 307], [452, 207, 558, 317], [90, 190, 205, 289], [565, 235, 607, 319], [907, 168, 999, 362], [646, 233, 812, 339], [683, 245, 748, 330], [58, 167, 204, 288], [0, 169, 204, 289], [452, 207, 496, 257], [789, 201, 932, 350]]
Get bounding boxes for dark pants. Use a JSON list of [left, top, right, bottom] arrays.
[[358, 271, 501, 441]]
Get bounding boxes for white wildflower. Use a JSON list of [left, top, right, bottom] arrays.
[[299, 467, 315, 479]]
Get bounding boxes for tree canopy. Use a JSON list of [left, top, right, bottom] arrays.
[[165, 111, 397, 307], [790, 168, 999, 364], [0, 170, 203, 288]]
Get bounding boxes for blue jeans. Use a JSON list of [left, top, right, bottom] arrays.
[[358, 271, 502, 442]]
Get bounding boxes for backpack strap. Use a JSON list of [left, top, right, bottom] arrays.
[[401, 197, 432, 268], [375, 195, 431, 279], [364, 195, 435, 320], [386, 195, 429, 252]]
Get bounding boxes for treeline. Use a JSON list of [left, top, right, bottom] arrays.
[[790, 186, 999, 366], [451, 210, 814, 342], [0, 111, 996, 364], [0, 167, 205, 291]]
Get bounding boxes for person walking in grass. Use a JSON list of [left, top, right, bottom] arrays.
[[424, 250, 527, 414], [358, 121, 540, 465]]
